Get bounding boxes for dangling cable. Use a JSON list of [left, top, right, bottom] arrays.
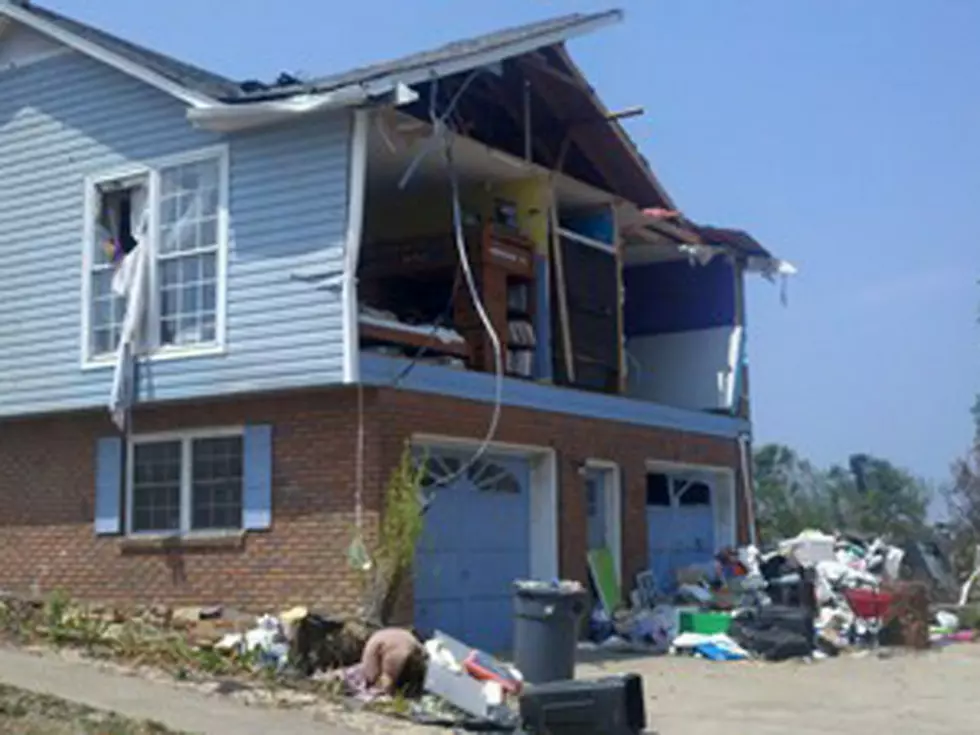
[[347, 379, 372, 570], [425, 136, 504, 488], [393, 67, 504, 489], [355, 380, 365, 533]]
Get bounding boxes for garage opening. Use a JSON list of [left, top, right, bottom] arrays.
[[411, 443, 555, 654], [645, 468, 736, 593]]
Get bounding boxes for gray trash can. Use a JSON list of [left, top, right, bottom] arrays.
[[513, 580, 588, 685]]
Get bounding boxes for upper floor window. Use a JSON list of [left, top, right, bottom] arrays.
[[82, 146, 229, 365]]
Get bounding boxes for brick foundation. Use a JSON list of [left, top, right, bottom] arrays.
[[0, 385, 745, 615]]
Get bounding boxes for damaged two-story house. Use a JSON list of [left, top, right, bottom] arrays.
[[0, 1, 794, 651]]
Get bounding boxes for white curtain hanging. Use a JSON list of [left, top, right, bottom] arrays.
[[108, 186, 150, 431]]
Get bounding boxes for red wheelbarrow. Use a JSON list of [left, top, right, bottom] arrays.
[[843, 587, 894, 647]]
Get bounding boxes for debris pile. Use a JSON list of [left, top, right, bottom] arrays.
[[583, 529, 980, 663]]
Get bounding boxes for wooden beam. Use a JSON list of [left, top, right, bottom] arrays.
[[519, 60, 628, 199], [611, 202, 627, 395], [553, 47, 677, 210], [549, 198, 576, 382], [480, 74, 560, 168], [523, 51, 587, 89]]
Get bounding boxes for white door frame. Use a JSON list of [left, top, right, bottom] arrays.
[[412, 433, 559, 581], [584, 459, 622, 579], [644, 459, 738, 551]]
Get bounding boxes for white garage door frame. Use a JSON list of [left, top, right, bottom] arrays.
[[644, 459, 738, 551], [583, 458, 623, 579], [412, 433, 559, 581]]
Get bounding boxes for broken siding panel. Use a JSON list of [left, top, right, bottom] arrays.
[[0, 51, 350, 418]]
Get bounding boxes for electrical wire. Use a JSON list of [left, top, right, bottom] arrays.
[[398, 69, 486, 192], [423, 135, 504, 488], [391, 67, 504, 489], [392, 268, 463, 386]]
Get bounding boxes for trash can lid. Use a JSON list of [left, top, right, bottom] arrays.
[[513, 579, 587, 597]]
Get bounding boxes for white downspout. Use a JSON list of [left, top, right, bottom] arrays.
[[341, 108, 370, 384]]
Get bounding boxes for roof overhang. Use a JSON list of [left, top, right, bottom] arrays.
[[1, 3, 636, 147], [189, 10, 625, 132], [689, 225, 798, 280], [623, 210, 798, 286], [0, 1, 217, 107]]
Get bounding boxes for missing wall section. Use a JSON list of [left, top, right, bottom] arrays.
[[96, 176, 147, 266], [550, 206, 621, 395], [90, 175, 149, 357]]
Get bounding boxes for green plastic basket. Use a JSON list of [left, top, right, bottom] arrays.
[[678, 611, 732, 635]]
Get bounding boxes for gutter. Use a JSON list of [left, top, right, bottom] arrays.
[[187, 82, 418, 132]]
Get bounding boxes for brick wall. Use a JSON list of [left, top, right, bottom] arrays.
[[370, 388, 742, 621], [0, 385, 744, 614], [0, 388, 382, 614]]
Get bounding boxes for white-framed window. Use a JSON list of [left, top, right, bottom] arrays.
[[126, 428, 244, 536], [81, 145, 229, 366]]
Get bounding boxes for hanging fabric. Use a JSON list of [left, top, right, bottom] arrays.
[[108, 185, 150, 431]]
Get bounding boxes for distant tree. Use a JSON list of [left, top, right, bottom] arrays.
[[753, 443, 833, 543], [945, 447, 980, 578], [825, 454, 929, 539], [753, 444, 929, 543], [932, 288, 980, 580], [943, 400, 980, 578]]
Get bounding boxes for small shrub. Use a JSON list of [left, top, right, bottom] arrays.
[[360, 443, 427, 624]]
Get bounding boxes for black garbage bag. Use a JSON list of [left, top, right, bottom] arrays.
[[729, 605, 815, 662]]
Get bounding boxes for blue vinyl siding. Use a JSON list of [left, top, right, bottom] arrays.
[[0, 49, 350, 418]]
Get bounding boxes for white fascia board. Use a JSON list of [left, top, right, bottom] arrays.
[[369, 10, 623, 92], [187, 82, 418, 132]]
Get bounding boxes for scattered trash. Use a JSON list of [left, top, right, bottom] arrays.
[[579, 527, 978, 666], [421, 630, 520, 730]]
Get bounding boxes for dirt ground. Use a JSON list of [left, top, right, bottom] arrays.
[[576, 644, 980, 735], [0, 684, 186, 735], [3, 642, 980, 734]]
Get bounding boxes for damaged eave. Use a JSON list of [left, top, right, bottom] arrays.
[[339, 9, 624, 99], [187, 10, 627, 133], [692, 225, 798, 278], [187, 82, 419, 133]]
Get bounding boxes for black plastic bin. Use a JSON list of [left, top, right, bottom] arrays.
[[512, 580, 587, 685]]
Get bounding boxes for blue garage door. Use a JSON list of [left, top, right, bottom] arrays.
[[414, 448, 531, 654], [646, 474, 715, 593]]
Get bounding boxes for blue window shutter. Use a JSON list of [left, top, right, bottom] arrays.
[[243, 424, 273, 530], [94, 437, 123, 535]]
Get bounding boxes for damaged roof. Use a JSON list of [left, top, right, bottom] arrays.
[[11, 1, 621, 104], [4, 1, 672, 207], [232, 12, 624, 102], [693, 225, 773, 260]]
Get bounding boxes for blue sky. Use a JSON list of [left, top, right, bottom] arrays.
[[49, 0, 980, 486]]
